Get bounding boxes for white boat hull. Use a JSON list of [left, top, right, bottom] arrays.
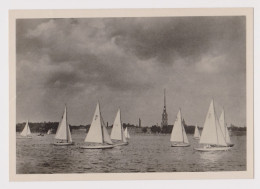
[[17, 136, 32, 139], [194, 146, 232, 151], [53, 142, 74, 146], [79, 145, 114, 149], [171, 142, 190, 147], [113, 142, 128, 147]]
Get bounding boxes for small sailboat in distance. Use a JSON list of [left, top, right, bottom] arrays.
[[53, 105, 74, 146], [195, 99, 232, 151], [19, 120, 32, 139], [124, 127, 130, 139], [170, 109, 190, 147], [47, 129, 51, 135], [110, 109, 128, 146], [193, 124, 200, 139], [80, 102, 114, 149], [219, 109, 234, 147]]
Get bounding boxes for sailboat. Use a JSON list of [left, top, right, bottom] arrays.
[[124, 127, 130, 139], [19, 120, 32, 139], [195, 99, 232, 151], [47, 129, 51, 135], [219, 109, 234, 147], [193, 124, 200, 139], [53, 105, 74, 146], [110, 109, 128, 146], [170, 109, 190, 147], [80, 102, 114, 149]]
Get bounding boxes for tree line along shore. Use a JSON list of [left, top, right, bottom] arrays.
[[16, 120, 246, 135]]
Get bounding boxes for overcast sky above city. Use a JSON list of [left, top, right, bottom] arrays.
[[16, 16, 246, 127]]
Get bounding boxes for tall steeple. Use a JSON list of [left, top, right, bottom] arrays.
[[161, 89, 168, 128], [164, 88, 166, 110]]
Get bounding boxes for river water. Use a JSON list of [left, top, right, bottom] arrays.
[[16, 131, 246, 174]]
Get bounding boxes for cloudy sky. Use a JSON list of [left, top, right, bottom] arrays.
[[16, 16, 246, 127]]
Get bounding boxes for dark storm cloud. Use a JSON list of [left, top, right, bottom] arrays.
[[16, 16, 246, 126], [103, 17, 245, 65], [17, 18, 154, 93]]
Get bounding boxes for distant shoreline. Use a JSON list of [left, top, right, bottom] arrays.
[[16, 121, 247, 134]]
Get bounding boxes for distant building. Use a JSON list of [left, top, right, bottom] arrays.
[[161, 89, 168, 128]]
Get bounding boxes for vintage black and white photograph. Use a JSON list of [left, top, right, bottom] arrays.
[[9, 9, 253, 180]]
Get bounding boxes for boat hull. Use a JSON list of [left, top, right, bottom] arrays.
[[53, 142, 74, 146], [171, 143, 190, 147], [113, 142, 128, 147], [17, 136, 32, 139], [194, 146, 232, 151], [79, 145, 114, 149]]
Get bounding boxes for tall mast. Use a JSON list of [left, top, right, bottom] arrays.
[[65, 104, 68, 143]]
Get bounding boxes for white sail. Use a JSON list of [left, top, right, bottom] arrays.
[[100, 114, 114, 144], [219, 110, 231, 144], [84, 103, 113, 144], [127, 128, 130, 138], [47, 129, 51, 134], [55, 106, 72, 142], [170, 110, 189, 143], [84, 103, 103, 143], [111, 109, 126, 142], [199, 100, 227, 146], [67, 125, 72, 142], [194, 124, 200, 138], [224, 126, 231, 144], [124, 127, 130, 139], [20, 120, 31, 137], [182, 125, 189, 144]]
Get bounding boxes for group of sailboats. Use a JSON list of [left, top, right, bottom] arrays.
[[170, 99, 233, 151], [18, 99, 233, 152], [195, 99, 233, 151], [80, 103, 130, 149], [110, 109, 128, 147], [80, 103, 114, 149], [18, 102, 130, 149]]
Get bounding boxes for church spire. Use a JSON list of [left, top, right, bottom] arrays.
[[161, 89, 168, 128], [164, 88, 166, 109]]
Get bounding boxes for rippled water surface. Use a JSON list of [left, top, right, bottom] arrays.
[[16, 131, 246, 174]]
